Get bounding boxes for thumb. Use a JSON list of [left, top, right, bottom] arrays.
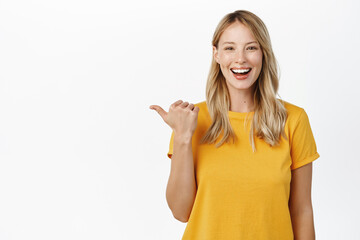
[[149, 105, 167, 120]]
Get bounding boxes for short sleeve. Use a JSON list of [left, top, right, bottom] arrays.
[[290, 109, 320, 170], [167, 130, 174, 159]]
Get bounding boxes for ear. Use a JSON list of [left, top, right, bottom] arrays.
[[212, 46, 219, 64]]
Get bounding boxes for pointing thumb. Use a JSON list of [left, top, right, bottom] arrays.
[[149, 105, 167, 120]]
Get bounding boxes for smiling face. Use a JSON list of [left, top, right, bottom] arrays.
[[213, 21, 263, 95]]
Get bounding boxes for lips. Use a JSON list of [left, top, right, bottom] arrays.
[[230, 68, 252, 74], [231, 67, 252, 70], [231, 68, 252, 80]]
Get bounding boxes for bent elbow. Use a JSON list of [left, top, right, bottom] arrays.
[[176, 216, 188, 223], [173, 213, 188, 223]]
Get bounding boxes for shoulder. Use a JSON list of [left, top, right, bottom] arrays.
[[278, 99, 310, 131], [195, 100, 212, 112], [194, 100, 207, 109], [194, 99, 308, 124], [279, 98, 304, 116], [194, 99, 305, 116], [193, 100, 212, 123], [194, 100, 209, 116]]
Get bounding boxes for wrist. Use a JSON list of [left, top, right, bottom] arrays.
[[173, 131, 193, 144]]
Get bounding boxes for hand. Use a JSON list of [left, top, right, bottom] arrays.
[[149, 100, 200, 138]]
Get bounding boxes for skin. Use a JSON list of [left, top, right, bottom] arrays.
[[289, 163, 316, 239], [214, 21, 316, 239], [212, 21, 263, 113], [151, 20, 316, 238]]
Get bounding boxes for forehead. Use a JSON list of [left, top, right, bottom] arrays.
[[219, 21, 257, 45]]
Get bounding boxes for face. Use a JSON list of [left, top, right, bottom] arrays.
[[213, 21, 263, 95]]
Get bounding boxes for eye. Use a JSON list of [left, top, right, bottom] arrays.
[[247, 46, 257, 50], [225, 47, 234, 50]]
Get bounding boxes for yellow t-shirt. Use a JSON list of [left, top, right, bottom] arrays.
[[167, 100, 320, 240]]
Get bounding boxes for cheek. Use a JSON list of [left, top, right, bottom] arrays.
[[249, 53, 262, 67], [219, 52, 231, 62], [221, 55, 233, 66]]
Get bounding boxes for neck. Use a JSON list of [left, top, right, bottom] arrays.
[[228, 88, 255, 113]]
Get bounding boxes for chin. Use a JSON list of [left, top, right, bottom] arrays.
[[227, 80, 256, 91]]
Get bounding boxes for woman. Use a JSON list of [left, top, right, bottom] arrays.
[[150, 10, 319, 240]]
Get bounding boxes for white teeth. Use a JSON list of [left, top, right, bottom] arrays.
[[232, 68, 250, 73]]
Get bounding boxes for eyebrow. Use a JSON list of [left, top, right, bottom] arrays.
[[222, 41, 258, 45]]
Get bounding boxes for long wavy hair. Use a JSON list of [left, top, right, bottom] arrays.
[[199, 10, 288, 152]]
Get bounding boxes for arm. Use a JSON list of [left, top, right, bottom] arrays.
[[289, 162, 316, 240], [165, 133, 197, 222]]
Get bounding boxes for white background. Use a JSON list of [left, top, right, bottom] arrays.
[[0, 0, 359, 239]]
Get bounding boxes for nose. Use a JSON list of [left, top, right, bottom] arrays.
[[235, 49, 246, 64]]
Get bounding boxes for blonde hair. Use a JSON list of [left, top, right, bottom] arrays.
[[200, 10, 288, 152]]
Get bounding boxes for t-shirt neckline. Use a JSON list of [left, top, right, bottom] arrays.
[[228, 110, 254, 119]]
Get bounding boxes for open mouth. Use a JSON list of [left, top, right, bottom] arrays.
[[230, 68, 252, 75]]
